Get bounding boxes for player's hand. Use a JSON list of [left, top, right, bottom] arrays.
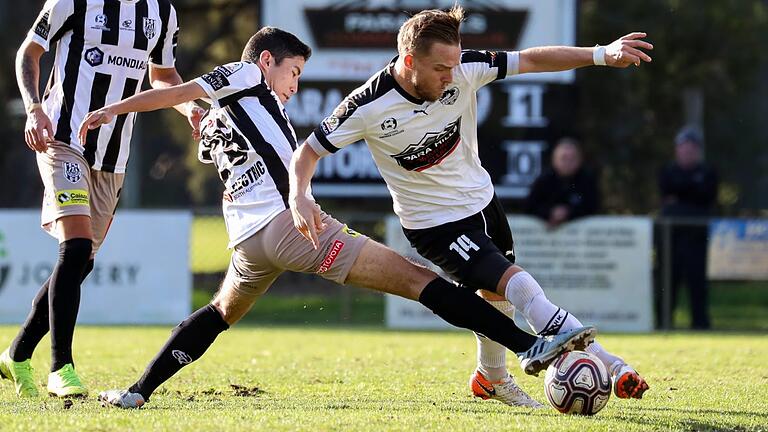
[[603, 32, 653, 68], [187, 105, 206, 140], [289, 194, 327, 250], [24, 107, 54, 152], [78, 108, 116, 145]]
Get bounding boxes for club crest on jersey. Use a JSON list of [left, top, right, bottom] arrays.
[[143, 17, 156, 39], [381, 118, 397, 130], [92, 14, 109, 31], [391, 118, 462, 171], [63, 162, 82, 184], [378, 117, 404, 139], [439, 86, 460, 105]]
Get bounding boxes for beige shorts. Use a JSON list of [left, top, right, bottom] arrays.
[[224, 208, 369, 300], [37, 142, 124, 254]]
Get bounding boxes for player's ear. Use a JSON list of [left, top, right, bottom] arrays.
[[258, 50, 273, 68], [403, 53, 414, 70]]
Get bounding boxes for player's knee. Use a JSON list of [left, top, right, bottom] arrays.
[[212, 278, 262, 325], [58, 238, 93, 267]]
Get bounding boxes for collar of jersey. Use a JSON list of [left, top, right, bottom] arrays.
[[386, 56, 426, 105]]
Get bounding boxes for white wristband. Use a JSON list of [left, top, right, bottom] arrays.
[[593, 45, 607, 66]]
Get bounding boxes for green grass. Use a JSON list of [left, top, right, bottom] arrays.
[[1, 327, 766, 431]]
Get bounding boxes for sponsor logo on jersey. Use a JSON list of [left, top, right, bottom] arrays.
[[55, 189, 89, 207], [120, 19, 134, 31], [230, 161, 267, 199], [63, 161, 82, 184], [107, 55, 147, 70], [84, 47, 104, 67], [201, 69, 230, 91], [143, 17, 156, 39], [218, 63, 244, 76], [317, 240, 345, 274], [34, 11, 51, 39], [92, 14, 110, 31], [320, 116, 340, 134], [439, 86, 460, 105], [391, 118, 462, 171]]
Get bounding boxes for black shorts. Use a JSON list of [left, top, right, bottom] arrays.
[[402, 195, 515, 292]]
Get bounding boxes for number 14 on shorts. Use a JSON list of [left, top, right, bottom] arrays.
[[449, 234, 479, 261]]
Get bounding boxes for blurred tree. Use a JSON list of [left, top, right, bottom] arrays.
[[579, 0, 768, 215]]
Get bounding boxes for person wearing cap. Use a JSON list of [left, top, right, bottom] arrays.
[[658, 126, 719, 329]]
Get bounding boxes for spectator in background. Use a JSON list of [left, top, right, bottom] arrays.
[[658, 126, 719, 329], [525, 137, 600, 228]]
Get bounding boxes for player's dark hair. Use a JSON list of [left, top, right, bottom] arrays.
[[241, 27, 312, 64], [397, 5, 464, 55]]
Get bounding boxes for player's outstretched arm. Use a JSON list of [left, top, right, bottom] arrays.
[[77, 81, 206, 145], [149, 65, 205, 139], [518, 32, 653, 74], [288, 142, 327, 250]]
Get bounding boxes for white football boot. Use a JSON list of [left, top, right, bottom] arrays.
[[99, 389, 146, 409], [469, 370, 544, 408], [516, 326, 597, 376]]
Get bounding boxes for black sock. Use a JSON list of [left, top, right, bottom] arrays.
[[418, 278, 537, 352], [49, 238, 92, 372], [10, 260, 94, 362], [129, 304, 229, 400]]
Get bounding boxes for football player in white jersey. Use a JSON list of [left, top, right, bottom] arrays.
[[1, 0, 203, 399], [79, 27, 594, 409], [290, 6, 652, 407]]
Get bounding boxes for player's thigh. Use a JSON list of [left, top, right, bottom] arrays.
[[403, 221, 513, 292], [212, 247, 282, 325], [37, 143, 94, 242], [89, 171, 124, 256], [262, 209, 369, 286], [345, 240, 436, 300]]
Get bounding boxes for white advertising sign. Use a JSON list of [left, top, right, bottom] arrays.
[[385, 215, 654, 332], [0, 210, 191, 324], [263, 0, 576, 82]]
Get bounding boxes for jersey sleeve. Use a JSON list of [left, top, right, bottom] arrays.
[[306, 96, 366, 156], [192, 62, 263, 108], [27, 0, 75, 52], [459, 50, 520, 89], [149, 4, 178, 68]]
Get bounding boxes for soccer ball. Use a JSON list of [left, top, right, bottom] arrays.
[[544, 351, 611, 415]]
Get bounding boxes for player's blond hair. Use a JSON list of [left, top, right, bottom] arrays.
[[397, 5, 464, 56]]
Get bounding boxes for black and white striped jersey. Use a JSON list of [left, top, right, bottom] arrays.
[[28, 0, 178, 173], [308, 50, 520, 230], [194, 62, 298, 247]]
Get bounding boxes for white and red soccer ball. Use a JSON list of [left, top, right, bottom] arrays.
[[544, 351, 611, 415]]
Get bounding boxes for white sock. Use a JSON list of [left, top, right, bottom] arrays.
[[475, 300, 514, 382], [504, 271, 624, 370]]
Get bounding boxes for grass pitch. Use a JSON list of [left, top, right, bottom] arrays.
[[0, 327, 766, 432]]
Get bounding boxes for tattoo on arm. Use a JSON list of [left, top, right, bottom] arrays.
[[16, 50, 41, 107]]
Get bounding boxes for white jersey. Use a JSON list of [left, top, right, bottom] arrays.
[[28, 0, 178, 173], [307, 50, 520, 229], [194, 62, 298, 247]]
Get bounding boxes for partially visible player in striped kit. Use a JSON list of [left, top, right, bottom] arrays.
[[0, 0, 203, 398]]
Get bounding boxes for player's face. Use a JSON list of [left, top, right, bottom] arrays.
[[263, 55, 305, 103], [409, 42, 461, 102]]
